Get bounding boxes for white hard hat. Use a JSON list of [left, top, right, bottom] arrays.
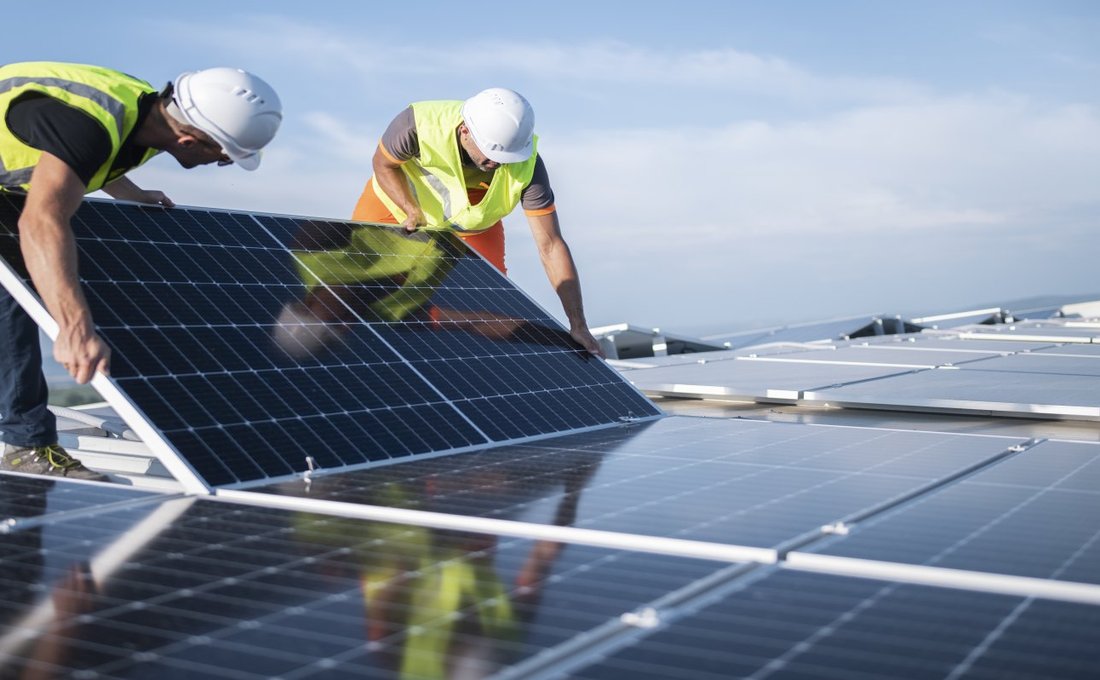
[[461, 88, 535, 164], [172, 67, 282, 171]]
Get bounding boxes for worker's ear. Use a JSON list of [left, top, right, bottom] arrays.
[[175, 134, 200, 149]]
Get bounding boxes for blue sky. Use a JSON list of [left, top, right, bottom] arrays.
[[9, 1, 1100, 333]]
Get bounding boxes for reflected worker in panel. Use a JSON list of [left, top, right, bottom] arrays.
[[273, 220, 583, 359], [0, 61, 282, 479], [0, 479, 101, 676], [350, 87, 604, 357], [293, 454, 602, 678]]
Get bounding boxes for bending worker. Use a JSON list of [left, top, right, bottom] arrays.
[[0, 61, 282, 479], [351, 87, 603, 356]]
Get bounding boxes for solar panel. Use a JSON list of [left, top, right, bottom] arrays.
[[805, 440, 1100, 584], [564, 569, 1100, 679], [808, 368, 1100, 420], [0, 482, 722, 678], [858, 335, 1057, 353], [969, 353, 1100, 376], [1036, 344, 1100, 357], [0, 195, 657, 489], [246, 417, 1029, 550], [957, 322, 1099, 343], [626, 356, 921, 401]]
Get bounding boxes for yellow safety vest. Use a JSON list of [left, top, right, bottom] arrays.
[[373, 100, 538, 233], [0, 61, 159, 193]]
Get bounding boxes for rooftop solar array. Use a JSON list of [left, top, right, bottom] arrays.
[[625, 330, 1100, 421], [4, 430, 1100, 678], [0, 195, 658, 490], [2, 197, 1099, 677]]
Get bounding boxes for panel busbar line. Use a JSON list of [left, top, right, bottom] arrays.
[[0, 195, 658, 487]]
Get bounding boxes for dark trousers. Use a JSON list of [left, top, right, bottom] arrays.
[[0, 287, 55, 447]]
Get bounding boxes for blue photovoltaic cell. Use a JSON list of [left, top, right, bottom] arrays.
[[570, 569, 1100, 680], [249, 417, 1027, 549], [809, 439, 1100, 584], [0, 486, 720, 679], [0, 196, 657, 487]]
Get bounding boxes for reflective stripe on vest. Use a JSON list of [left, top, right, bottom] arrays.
[[0, 62, 157, 193], [372, 100, 538, 233]]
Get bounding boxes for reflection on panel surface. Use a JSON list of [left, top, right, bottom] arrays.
[[809, 440, 1100, 584], [0, 492, 720, 679], [0, 474, 158, 526], [570, 569, 1100, 679], [0, 195, 656, 488], [250, 418, 1027, 549]]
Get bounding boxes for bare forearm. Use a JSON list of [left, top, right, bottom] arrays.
[[529, 211, 603, 356], [546, 252, 589, 331], [21, 153, 112, 381], [531, 214, 588, 329], [101, 176, 140, 201], [372, 147, 422, 224], [20, 211, 92, 333]]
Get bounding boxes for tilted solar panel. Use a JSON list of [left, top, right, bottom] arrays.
[[0, 195, 658, 488]]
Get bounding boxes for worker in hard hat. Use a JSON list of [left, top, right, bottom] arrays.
[[0, 61, 282, 480], [351, 88, 604, 357]]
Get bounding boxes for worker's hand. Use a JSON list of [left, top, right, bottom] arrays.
[[54, 323, 111, 384], [570, 326, 604, 357], [101, 177, 175, 207], [401, 207, 426, 233], [131, 189, 175, 208], [52, 562, 99, 619]]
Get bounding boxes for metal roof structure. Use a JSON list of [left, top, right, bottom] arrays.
[[1, 197, 1098, 678]]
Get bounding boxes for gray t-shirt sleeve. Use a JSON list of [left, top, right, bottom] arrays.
[[379, 106, 419, 161], [520, 155, 554, 211]]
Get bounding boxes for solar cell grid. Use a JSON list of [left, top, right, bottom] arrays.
[[0, 195, 657, 488], [569, 570, 1100, 680], [0, 490, 722, 679], [809, 440, 1100, 584], [250, 418, 1027, 550]]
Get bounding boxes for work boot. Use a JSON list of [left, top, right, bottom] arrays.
[[0, 443, 108, 481]]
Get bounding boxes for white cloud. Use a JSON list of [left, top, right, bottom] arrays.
[[543, 93, 1100, 249], [301, 112, 380, 164], [158, 15, 926, 106]]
